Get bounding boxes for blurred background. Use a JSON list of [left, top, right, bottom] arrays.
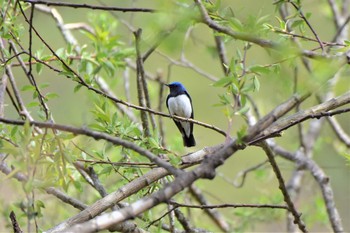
[[1, 0, 349, 232]]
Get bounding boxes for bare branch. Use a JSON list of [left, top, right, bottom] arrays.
[[170, 201, 288, 210], [9, 211, 23, 233], [231, 159, 268, 188], [326, 113, 350, 147], [260, 142, 307, 232], [0, 74, 7, 118], [21, 0, 155, 13], [134, 29, 156, 134]]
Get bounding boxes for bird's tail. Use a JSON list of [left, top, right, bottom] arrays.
[[183, 134, 196, 147]]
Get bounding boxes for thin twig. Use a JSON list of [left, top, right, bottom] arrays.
[[170, 201, 289, 210], [9, 40, 50, 119], [157, 72, 167, 147], [9, 211, 23, 233], [260, 142, 307, 233], [231, 159, 269, 188], [289, 1, 324, 53], [326, 114, 350, 147], [134, 29, 151, 137], [21, 0, 155, 12]]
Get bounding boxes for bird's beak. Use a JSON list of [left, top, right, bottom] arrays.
[[164, 83, 169, 87]]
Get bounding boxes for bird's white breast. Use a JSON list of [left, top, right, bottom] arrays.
[[168, 94, 192, 137], [167, 94, 192, 118]]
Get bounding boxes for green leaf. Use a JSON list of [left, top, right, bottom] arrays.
[[39, 83, 50, 89], [344, 40, 350, 46], [236, 104, 250, 116], [149, 137, 160, 149], [10, 126, 18, 137], [168, 154, 181, 166], [241, 82, 255, 94], [72, 179, 83, 192], [74, 84, 83, 93], [291, 19, 304, 29], [102, 60, 115, 77], [229, 17, 243, 31], [100, 166, 113, 175], [36, 200, 45, 209], [249, 65, 270, 74], [213, 76, 235, 87], [21, 85, 35, 92], [217, 93, 230, 105], [305, 12, 312, 19], [36, 62, 43, 74], [28, 101, 40, 108], [253, 76, 260, 92], [55, 47, 65, 57], [236, 126, 247, 144], [46, 92, 59, 100]]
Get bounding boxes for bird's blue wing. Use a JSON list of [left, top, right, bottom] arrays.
[[185, 91, 194, 134]]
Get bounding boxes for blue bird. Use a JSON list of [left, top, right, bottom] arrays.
[[166, 82, 196, 147]]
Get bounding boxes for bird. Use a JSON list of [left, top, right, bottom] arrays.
[[166, 82, 196, 147]]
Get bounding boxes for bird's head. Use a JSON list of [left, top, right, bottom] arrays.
[[166, 82, 187, 95]]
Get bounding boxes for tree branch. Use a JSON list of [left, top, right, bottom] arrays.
[[20, 0, 155, 13]]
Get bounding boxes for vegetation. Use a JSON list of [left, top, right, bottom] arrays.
[[0, 0, 349, 232]]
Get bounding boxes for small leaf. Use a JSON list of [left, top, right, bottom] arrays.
[[28, 101, 40, 108], [253, 76, 260, 92], [100, 166, 113, 175], [230, 17, 243, 31], [21, 85, 35, 92], [236, 104, 250, 116], [55, 47, 65, 57], [213, 76, 234, 87], [236, 126, 247, 144], [46, 92, 59, 100], [344, 40, 350, 46], [230, 84, 239, 95], [36, 62, 43, 74], [39, 83, 49, 89], [241, 82, 255, 94], [291, 19, 304, 29], [74, 84, 83, 93], [305, 12, 312, 19], [249, 65, 270, 74], [11, 126, 18, 137]]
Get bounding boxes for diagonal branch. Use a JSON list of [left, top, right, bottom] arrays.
[[260, 142, 307, 232], [20, 0, 155, 13], [194, 0, 278, 49], [289, 1, 325, 53]]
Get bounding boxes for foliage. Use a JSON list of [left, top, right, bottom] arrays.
[[0, 0, 349, 232]]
